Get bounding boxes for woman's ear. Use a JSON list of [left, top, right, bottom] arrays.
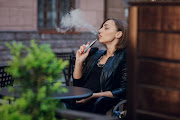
[[116, 31, 122, 39]]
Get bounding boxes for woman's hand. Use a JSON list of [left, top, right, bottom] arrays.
[[76, 95, 92, 104], [73, 42, 90, 79], [76, 91, 114, 104], [75, 42, 91, 63]]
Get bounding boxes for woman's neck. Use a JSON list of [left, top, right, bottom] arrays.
[[105, 48, 116, 57], [104, 40, 117, 57]]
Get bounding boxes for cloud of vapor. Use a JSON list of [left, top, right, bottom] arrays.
[[56, 9, 98, 35]]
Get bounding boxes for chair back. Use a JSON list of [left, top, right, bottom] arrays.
[[0, 66, 14, 88], [112, 99, 127, 119], [54, 51, 75, 86]]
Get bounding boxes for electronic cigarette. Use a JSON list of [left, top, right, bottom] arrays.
[[82, 39, 97, 53]]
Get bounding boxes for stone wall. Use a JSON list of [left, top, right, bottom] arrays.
[[75, 0, 104, 31], [0, 0, 37, 31], [0, 31, 104, 66], [0, 0, 105, 32], [105, 0, 125, 20]]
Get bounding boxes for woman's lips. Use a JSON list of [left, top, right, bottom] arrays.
[[98, 35, 102, 39]]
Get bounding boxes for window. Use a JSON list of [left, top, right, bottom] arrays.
[[38, 0, 75, 32], [123, 0, 130, 22]]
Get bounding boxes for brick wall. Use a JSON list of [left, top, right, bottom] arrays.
[[106, 0, 125, 20], [75, 0, 104, 31], [0, 0, 105, 31], [0, 0, 37, 31], [0, 31, 104, 66]]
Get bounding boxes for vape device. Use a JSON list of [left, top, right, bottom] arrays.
[[82, 39, 97, 53]]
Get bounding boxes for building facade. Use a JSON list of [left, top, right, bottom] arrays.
[[0, 0, 125, 65]]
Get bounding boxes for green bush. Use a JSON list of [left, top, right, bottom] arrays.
[[0, 40, 68, 120]]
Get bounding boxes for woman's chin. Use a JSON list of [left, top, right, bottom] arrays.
[[98, 39, 103, 43]]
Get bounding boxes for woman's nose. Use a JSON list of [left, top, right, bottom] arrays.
[[99, 28, 102, 33]]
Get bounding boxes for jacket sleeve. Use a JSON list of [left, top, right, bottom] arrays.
[[73, 47, 99, 87], [111, 51, 127, 99], [73, 77, 84, 87]]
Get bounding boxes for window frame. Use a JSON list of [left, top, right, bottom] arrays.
[[38, 0, 75, 34]]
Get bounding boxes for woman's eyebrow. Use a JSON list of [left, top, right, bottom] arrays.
[[103, 24, 111, 27]]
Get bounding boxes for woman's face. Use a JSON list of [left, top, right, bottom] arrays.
[[98, 20, 118, 44]]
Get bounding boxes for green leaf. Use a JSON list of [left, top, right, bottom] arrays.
[[2, 39, 68, 120]]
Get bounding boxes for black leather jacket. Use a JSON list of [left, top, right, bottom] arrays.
[[73, 48, 127, 100]]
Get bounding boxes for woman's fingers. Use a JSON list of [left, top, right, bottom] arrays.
[[76, 99, 85, 104], [77, 42, 91, 55], [79, 44, 86, 53], [77, 50, 82, 55]]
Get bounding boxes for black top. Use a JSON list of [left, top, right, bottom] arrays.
[[73, 48, 127, 99], [83, 64, 103, 93]]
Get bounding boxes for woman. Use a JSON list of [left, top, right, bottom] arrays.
[[68, 18, 127, 114]]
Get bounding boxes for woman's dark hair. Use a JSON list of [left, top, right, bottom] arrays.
[[101, 18, 128, 50]]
